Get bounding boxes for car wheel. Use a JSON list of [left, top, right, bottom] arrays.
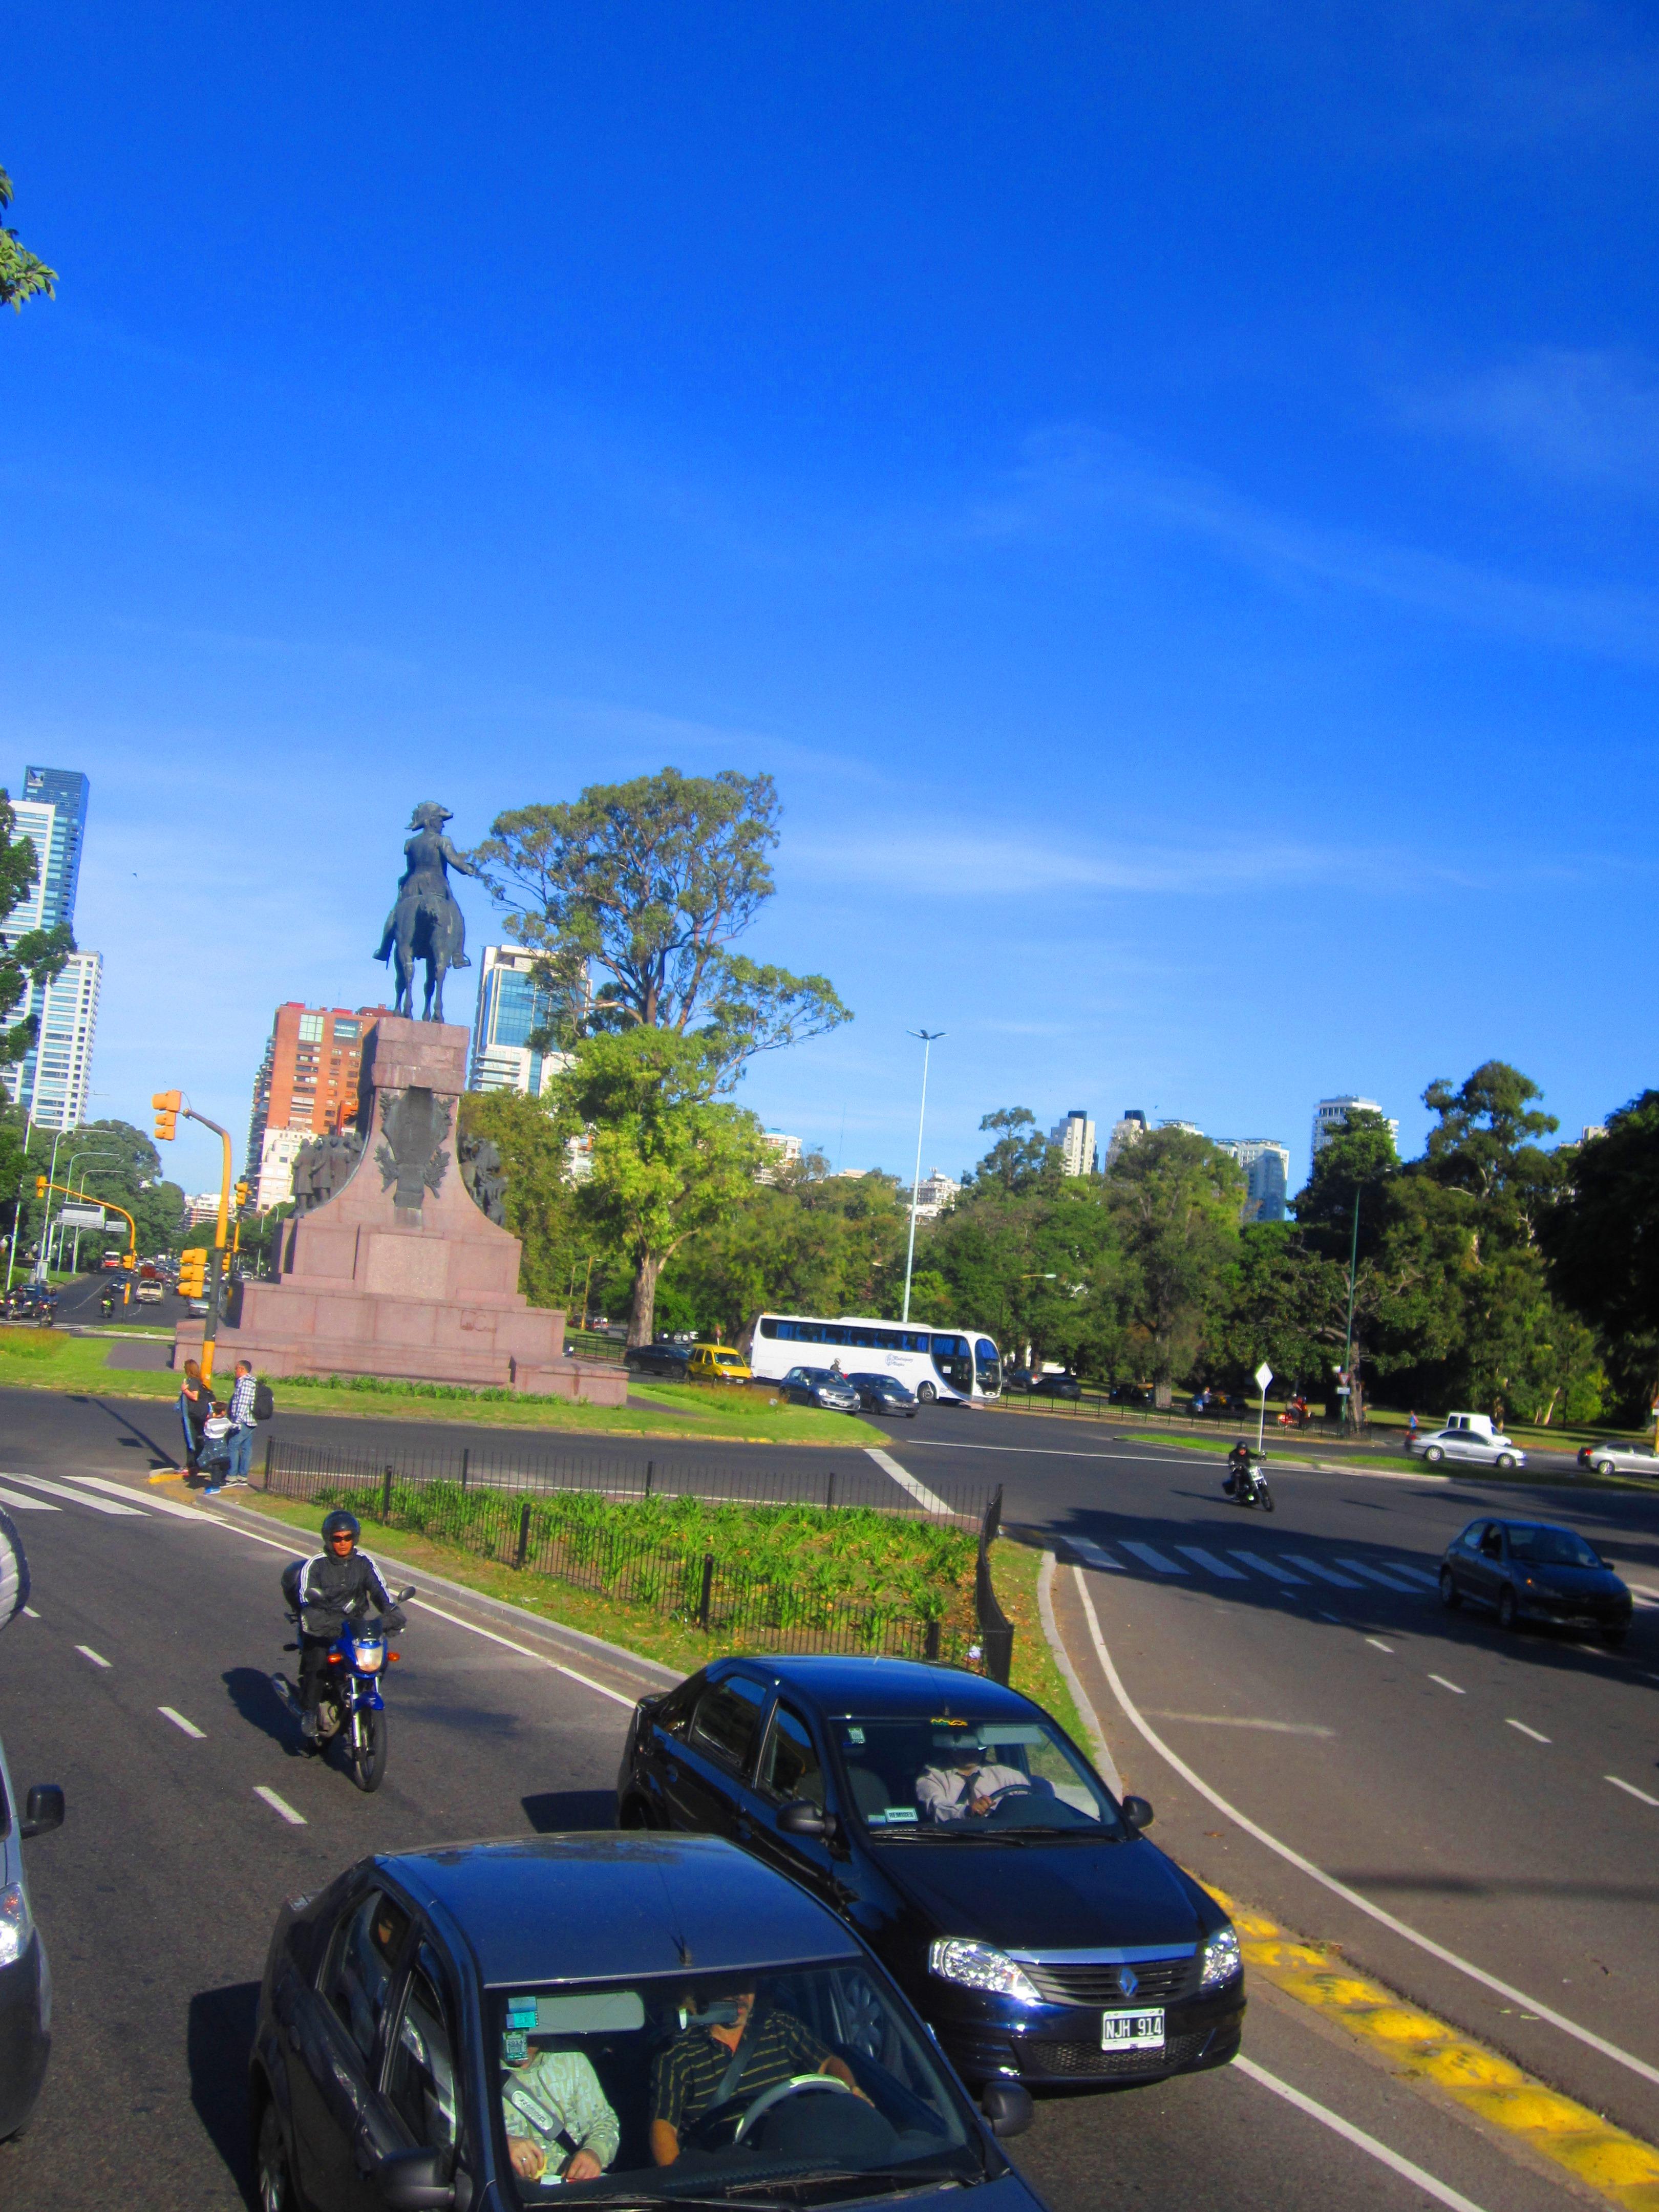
[[1439, 1566, 1461, 1610], [1497, 1585, 1518, 1631], [1496, 1453, 1517, 1472], [254, 2097, 295, 2212], [1597, 1458, 1617, 1477], [917, 1382, 937, 1403], [1424, 1445, 1444, 1465]]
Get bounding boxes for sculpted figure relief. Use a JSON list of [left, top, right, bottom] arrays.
[[374, 802, 480, 1023], [290, 1129, 364, 1216], [459, 1132, 508, 1226]]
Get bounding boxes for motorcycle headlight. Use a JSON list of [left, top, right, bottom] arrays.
[[0, 1882, 33, 1969], [1199, 1925, 1242, 1992], [928, 1939, 1043, 2004], [352, 1642, 385, 1671]]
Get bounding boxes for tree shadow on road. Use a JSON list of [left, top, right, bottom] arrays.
[[522, 1789, 616, 1832], [188, 1981, 260, 2205]]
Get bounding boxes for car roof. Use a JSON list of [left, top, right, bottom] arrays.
[[715, 1654, 1043, 1720], [1488, 1519, 1584, 1538], [376, 1833, 861, 1988]]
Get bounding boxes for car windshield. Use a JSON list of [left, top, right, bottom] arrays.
[[1508, 1527, 1602, 1568], [491, 1962, 982, 2208], [831, 1714, 1122, 1838]]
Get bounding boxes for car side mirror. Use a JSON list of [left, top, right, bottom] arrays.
[[778, 1799, 837, 1842], [1120, 1795, 1154, 1833], [980, 2080, 1034, 2139], [20, 1784, 65, 1840], [376, 2147, 455, 2210]]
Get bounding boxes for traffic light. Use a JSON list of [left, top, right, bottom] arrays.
[[177, 1247, 209, 1297], [34, 1176, 46, 1198], [233, 1181, 250, 1213], [152, 1089, 181, 1142]]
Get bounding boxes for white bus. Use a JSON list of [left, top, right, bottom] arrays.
[[739, 1310, 1003, 1403]]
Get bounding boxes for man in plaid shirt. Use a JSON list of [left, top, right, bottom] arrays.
[[224, 1359, 259, 1487]]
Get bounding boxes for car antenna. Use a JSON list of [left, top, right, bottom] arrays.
[[653, 1859, 693, 1968]]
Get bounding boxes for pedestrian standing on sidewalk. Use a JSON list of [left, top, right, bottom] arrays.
[[178, 1357, 212, 1477], [223, 1359, 258, 1488], [1407, 1410, 1419, 1443]]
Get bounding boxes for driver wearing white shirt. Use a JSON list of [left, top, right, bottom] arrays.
[[915, 1738, 1027, 1821]]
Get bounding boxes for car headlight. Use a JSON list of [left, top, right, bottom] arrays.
[[0, 1882, 33, 1969], [928, 1939, 1044, 2004], [1198, 1925, 1242, 1992]]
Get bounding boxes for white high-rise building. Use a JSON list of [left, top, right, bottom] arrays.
[[469, 945, 572, 1097], [2, 769, 99, 1133], [1105, 1110, 1148, 1166], [908, 1167, 961, 1219], [1311, 1095, 1399, 1157], [1216, 1137, 1291, 1222], [1050, 1111, 1096, 1177], [19, 950, 101, 1132]]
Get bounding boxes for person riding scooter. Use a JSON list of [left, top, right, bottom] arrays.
[[281, 1509, 404, 1743], [1224, 1438, 1254, 1495]]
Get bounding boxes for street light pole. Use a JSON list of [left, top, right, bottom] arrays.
[[1340, 1186, 1362, 1433], [901, 1030, 945, 1325]]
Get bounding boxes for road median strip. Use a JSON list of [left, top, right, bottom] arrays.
[[1203, 1880, 1659, 2211]]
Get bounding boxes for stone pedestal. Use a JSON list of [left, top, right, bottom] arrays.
[[174, 1016, 625, 1404]]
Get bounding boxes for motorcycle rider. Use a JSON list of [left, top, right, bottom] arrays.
[[1225, 1438, 1254, 1495], [281, 1509, 404, 1743]]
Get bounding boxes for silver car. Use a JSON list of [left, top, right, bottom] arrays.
[[1410, 1416, 1526, 1472], [779, 1364, 862, 1414], [1579, 1441, 1659, 1478]]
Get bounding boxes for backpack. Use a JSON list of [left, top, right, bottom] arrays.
[[252, 1378, 276, 1422]]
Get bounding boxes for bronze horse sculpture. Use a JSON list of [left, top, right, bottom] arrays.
[[374, 803, 479, 1022]]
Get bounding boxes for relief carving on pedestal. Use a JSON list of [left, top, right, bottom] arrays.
[[375, 1087, 452, 1211]]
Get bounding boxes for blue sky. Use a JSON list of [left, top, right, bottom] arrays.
[[6, 4, 1658, 1199]]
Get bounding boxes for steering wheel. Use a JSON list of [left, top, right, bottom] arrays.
[[976, 1783, 1033, 1812], [732, 2074, 853, 2143]]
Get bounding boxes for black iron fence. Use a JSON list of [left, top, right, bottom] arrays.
[[258, 1442, 1010, 1670]]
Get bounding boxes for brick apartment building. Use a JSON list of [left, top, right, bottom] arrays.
[[245, 1002, 391, 1209]]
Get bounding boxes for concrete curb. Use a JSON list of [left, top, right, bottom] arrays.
[[1036, 1549, 1123, 1795], [201, 1493, 681, 1691]]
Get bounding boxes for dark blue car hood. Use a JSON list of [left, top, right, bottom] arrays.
[[869, 1834, 1206, 1950], [1522, 1563, 1627, 1598]]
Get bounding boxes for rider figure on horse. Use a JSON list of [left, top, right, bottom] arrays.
[[375, 803, 480, 1022]]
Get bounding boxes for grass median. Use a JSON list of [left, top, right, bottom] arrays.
[[0, 1329, 879, 1444]]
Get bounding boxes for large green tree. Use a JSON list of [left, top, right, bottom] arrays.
[[558, 1028, 769, 1343], [458, 1090, 587, 1310], [1541, 1095, 1659, 1419], [0, 167, 55, 313], [1105, 1129, 1244, 1404]]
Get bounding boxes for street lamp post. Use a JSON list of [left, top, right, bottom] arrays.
[[57, 1147, 121, 1273], [901, 1030, 945, 1326], [1339, 1186, 1362, 1433]]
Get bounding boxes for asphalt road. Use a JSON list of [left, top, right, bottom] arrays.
[[0, 1391, 1630, 2209]]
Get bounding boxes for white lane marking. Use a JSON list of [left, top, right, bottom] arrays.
[[1624, 1581, 1659, 1601], [1282, 1555, 1363, 1589], [1174, 1546, 1247, 1580], [0, 1472, 147, 1516], [1227, 1551, 1307, 1584], [1072, 1566, 1659, 2093], [1365, 1636, 1394, 1652], [410, 1598, 636, 1708], [159, 1706, 205, 1739], [863, 1448, 950, 1516], [1385, 1562, 1443, 1589], [76, 1644, 111, 1668], [1606, 1775, 1659, 1809], [22, 1605, 40, 1618], [0, 1484, 57, 1512], [1428, 1674, 1465, 1695], [1235, 2055, 1488, 2212], [1144, 1712, 1335, 1737], [70, 1476, 215, 1521], [254, 1785, 307, 1825], [1506, 1719, 1550, 1743], [1069, 1539, 1125, 1571], [1120, 1540, 1187, 1573], [1336, 1558, 1423, 1592]]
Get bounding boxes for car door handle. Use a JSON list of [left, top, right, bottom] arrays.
[[666, 1764, 680, 1784]]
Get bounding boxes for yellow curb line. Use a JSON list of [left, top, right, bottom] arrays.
[[1203, 1880, 1659, 2210]]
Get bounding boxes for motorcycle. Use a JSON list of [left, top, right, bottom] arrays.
[[1223, 1452, 1274, 1512], [274, 1589, 415, 1794]]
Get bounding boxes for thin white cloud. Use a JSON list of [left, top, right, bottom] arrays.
[[1402, 348, 1659, 497]]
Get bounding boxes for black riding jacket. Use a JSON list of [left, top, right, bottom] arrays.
[[282, 1549, 399, 1640]]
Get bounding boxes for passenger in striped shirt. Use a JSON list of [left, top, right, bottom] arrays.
[[224, 1360, 258, 1488]]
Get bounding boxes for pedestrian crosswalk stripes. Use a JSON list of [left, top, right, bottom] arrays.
[[0, 1472, 147, 1515], [0, 1483, 57, 1512], [1069, 1535, 1448, 1595]]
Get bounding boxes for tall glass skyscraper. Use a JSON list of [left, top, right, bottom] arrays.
[[3, 764, 98, 1131]]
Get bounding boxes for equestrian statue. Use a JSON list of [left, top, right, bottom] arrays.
[[374, 803, 479, 1023]]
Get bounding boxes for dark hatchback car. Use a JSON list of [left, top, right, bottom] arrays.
[[624, 1340, 693, 1382], [250, 1833, 1043, 2212], [778, 1366, 863, 1414], [616, 1658, 1244, 2091], [1440, 1518, 1633, 1646], [847, 1373, 919, 1419]]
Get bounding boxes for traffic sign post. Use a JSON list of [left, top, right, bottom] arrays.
[[1254, 1362, 1273, 1453]]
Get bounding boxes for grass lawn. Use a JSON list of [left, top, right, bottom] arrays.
[[0, 1329, 881, 1445]]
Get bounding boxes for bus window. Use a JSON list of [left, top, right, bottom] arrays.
[[931, 1335, 972, 1393], [975, 1339, 1002, 1395]]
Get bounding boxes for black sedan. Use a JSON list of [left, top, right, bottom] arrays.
[[616, 1657, 1244, 2091], [1440, 1518, 1633, 1645], [1030, 1373, 1081, 1401], [777, 1365, 862, 1414], [847, 1372, 918, 1419], [250, 1832, 1040, 2212], [623, 1340, 692, 1381]]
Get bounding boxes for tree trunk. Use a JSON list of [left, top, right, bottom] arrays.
[[627, 1250, 663, 1347]]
